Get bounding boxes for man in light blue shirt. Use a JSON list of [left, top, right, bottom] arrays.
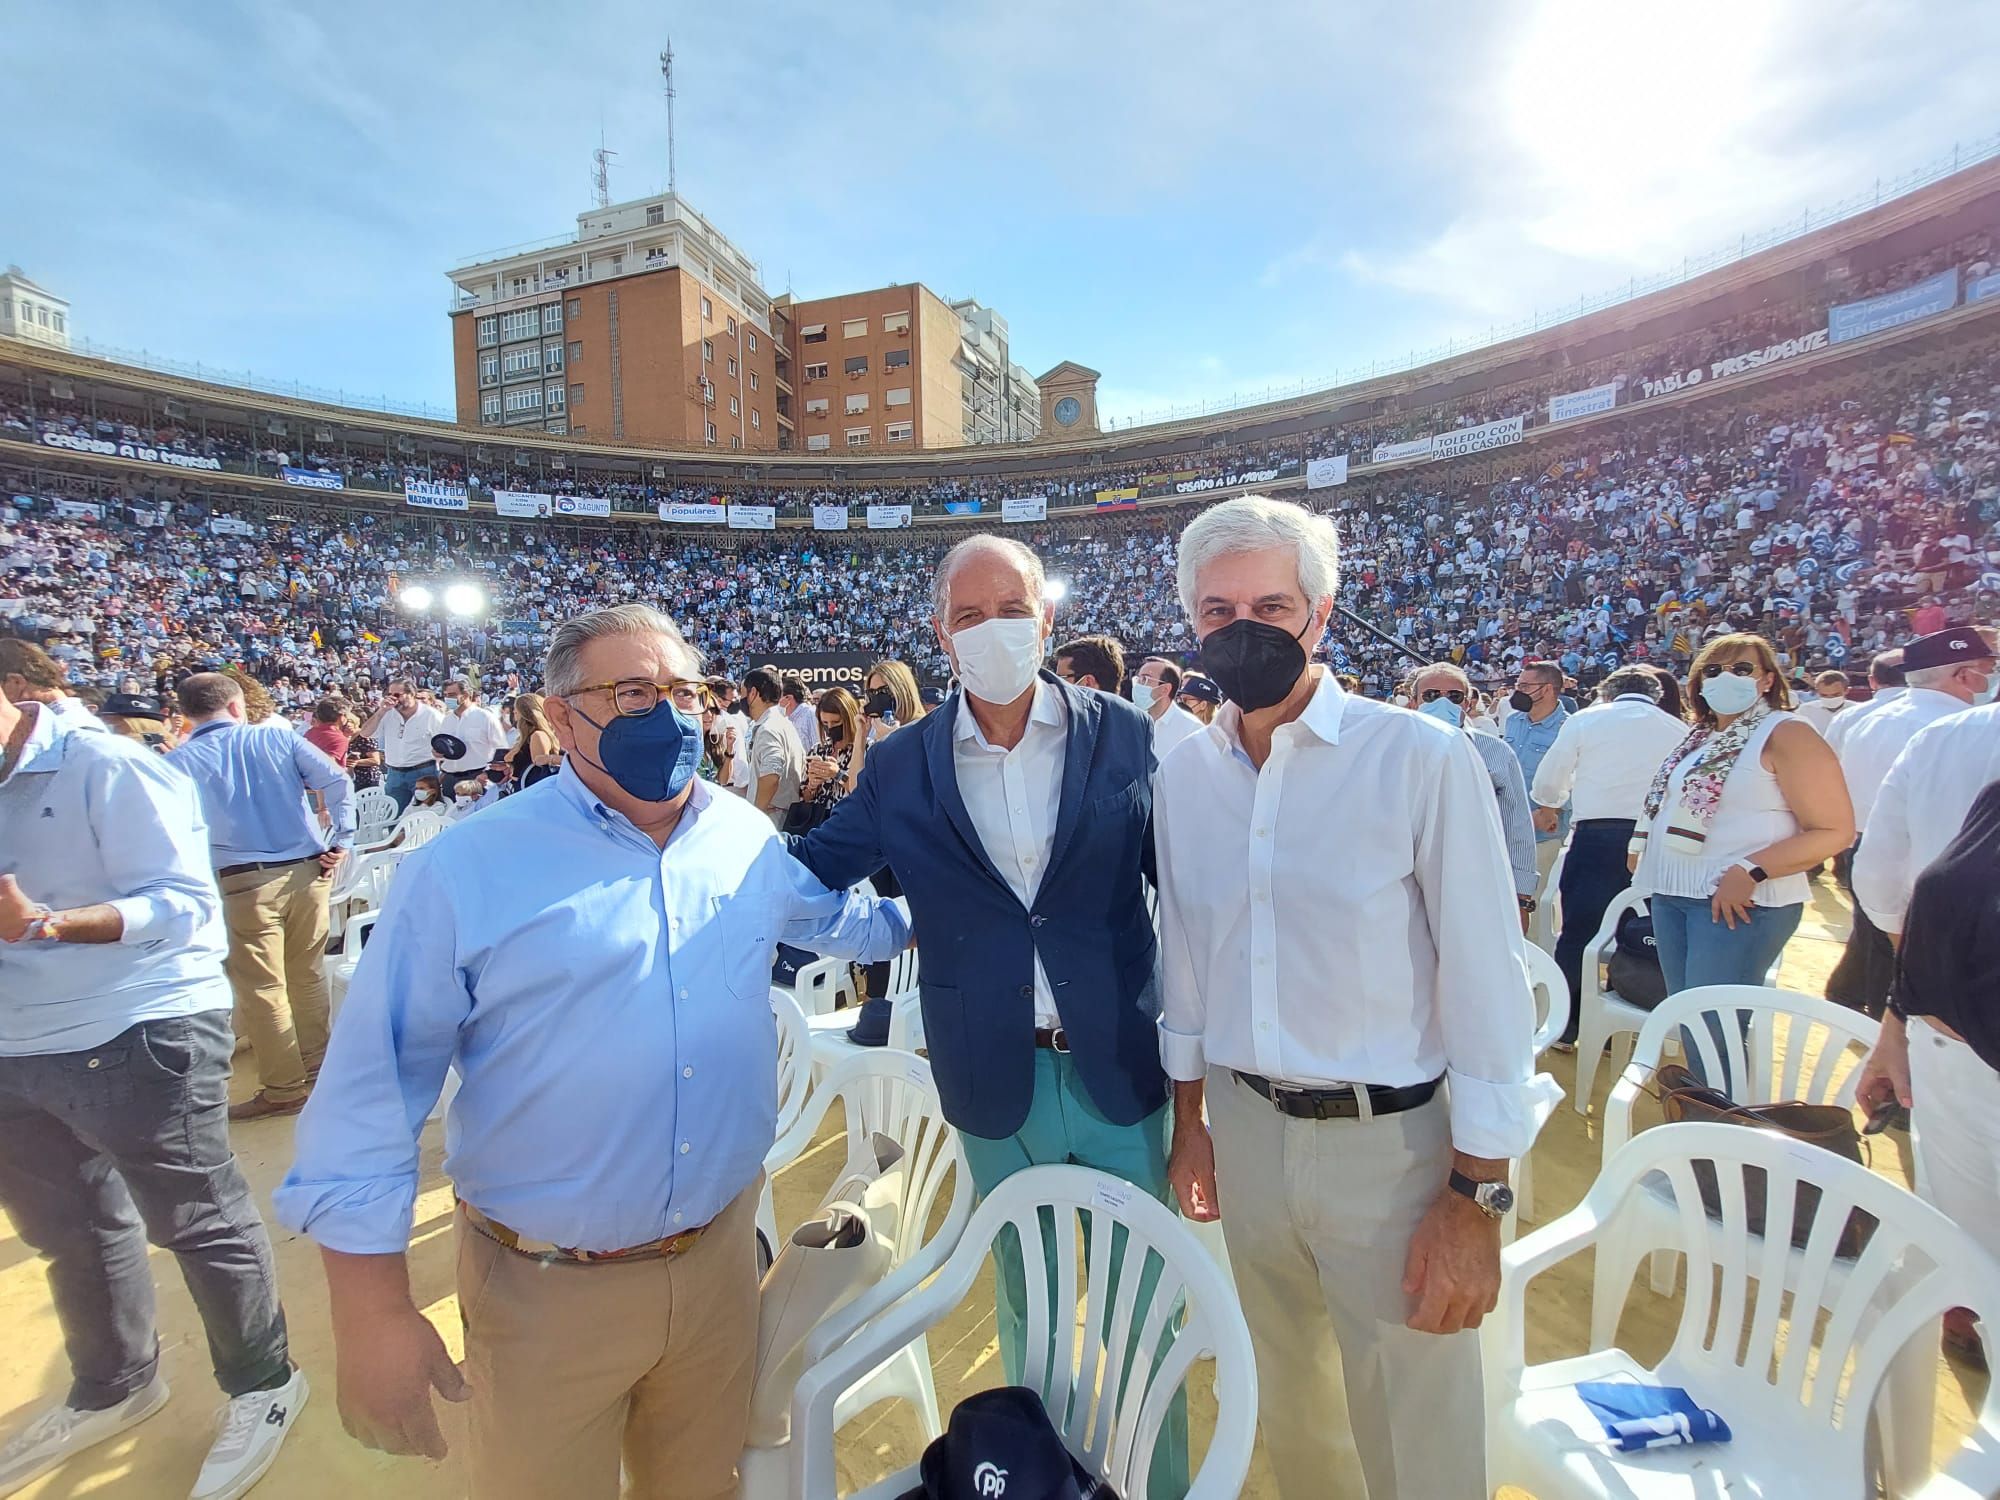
[[277, 604, 909, 1500], [1506, 659, 1572, 946], [0, 689, 308, 1500], [168, 673, 353, 1120]]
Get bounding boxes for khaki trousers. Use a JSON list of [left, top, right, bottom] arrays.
[[218, 860, 331, 1102], [456, 1179, 762, 1500], [1206, 1068, 1485, 1500]]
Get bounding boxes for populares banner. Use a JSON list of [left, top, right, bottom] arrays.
[[1828, 268, 1960, 344], [280, 465, 345, 491], [1002, 495, 1047, 523], [660, 501, 727, 524], [553, 494, 612, 519], [39, 426, 223, 472], [1639, 329, 1828, 400], [813, 505, 850, 531], [727, 504, 777, 531], [404, 478, 469, 512], [866, 504, 913, 529], [493, 490, 552, 519], [1548, 382, 1619, 423], [1371, 435, 1433, 465], [1430, 414, 1525, 461], [1305, 455, 1349, 490]]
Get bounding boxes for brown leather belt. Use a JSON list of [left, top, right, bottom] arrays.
[[216, 855, 319, 880], [1033, 1026, 1071, 1053], [459, 1200, 707, 1265], [1232, 1070, 1440, 1121]]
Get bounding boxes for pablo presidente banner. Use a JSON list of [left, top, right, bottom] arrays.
[[39, 425, 223, 472], [1827, 268, 1960, 344], [553, 494, 612, 519], [1305, 455, 1349, 490], [1430, 414, 1525, 460], [812, 504, 850, 531], [1371, 435, 1434, 465], [404, 478, 469, 511], [1548, 382, 1619, 423], [280, 465, 345, 491], [1002, 495, 1047, 523], [727, 504, 777, 531], [493, 490, 552, 519], [1639, 329, 1829, 400], [866, 504, 913, 529], [660, 501, 727, 524]]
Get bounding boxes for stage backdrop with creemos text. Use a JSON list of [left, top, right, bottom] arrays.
[[765, 651, 874, 702]]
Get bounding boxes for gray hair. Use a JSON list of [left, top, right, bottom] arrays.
[[1906, 662, 1970, 693], [542, 604, 702, 696], [1175, 495, 1341, 619], [932, 534, 1046, 622], [1409, 661, 1470, 694], [1600, 666, 1662, 702]]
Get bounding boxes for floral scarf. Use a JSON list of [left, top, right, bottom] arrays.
[[1640, 703, 1771, 849]]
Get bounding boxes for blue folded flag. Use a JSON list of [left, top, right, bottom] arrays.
[[1575, 1381, 1732, 1453]]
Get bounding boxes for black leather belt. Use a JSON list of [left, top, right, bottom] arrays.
[[1033, 1027, 1071, 1053], [217, 855, 319, 880], [1232, 1070, 1439, 1121], [388, 761, 432, 773]]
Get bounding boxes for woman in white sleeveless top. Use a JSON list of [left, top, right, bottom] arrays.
[[1630, 633, 1854, 1079]]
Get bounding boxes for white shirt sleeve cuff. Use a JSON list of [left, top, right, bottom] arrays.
[[1444, 1066, 1564, 1161], [1157, 1019, 1206, 1083], [106, 895, 169, 947]]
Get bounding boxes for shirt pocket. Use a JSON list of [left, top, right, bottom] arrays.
[[711, 893, 777, 1003]]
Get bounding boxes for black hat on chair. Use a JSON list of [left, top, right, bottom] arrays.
[[899, 1387, 1106, 1500], [846, 995, 894, 1048]]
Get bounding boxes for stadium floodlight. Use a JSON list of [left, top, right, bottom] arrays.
[[399, 584, 435, 613], [443, 581, 487, 618], [1045, 578, 1071, 605]]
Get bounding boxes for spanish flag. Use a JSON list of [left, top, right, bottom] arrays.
[[362, 630, 380, 644], [311, 629, 323, 648]]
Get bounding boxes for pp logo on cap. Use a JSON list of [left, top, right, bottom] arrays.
[[974, 1462, 1008, 1497], [1952, 637, 1973, 652]]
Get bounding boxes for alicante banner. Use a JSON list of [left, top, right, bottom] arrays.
[[493, 490, 552, 519], [866, 504, 913, 529], [404, 478, 469, 511]]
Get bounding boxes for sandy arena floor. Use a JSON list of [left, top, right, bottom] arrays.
[[0, 873, 1985, 1498]]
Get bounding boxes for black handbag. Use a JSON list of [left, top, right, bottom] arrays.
[[1605, 908, 1668, 1011], [781, 797, 831, 836]]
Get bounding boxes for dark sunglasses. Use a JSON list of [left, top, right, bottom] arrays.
[[1699, 662, 1761, 679], [1420, 688, 1468, 705]]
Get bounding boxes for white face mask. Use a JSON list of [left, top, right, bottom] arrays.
[[1131, 680, 1161, 711], [950, 617, 1045, 705], [1701, 672, 1763, 716]]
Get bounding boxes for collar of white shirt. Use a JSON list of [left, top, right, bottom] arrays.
[[1209, 667, 1347, 761], [953, 677, 1064, 752]]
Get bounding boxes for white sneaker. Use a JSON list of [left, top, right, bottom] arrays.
[[189, 1367, 309, 1500], [0, 1377, 171, 1496]]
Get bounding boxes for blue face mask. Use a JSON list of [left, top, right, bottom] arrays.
[[1419, 697, 1464, 729], [567, 699, 701, 802]]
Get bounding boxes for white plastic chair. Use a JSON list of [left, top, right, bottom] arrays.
[[782, 955, 858, 1020], [352, 785, 396, 842], [329, 845, 407, 939], [790, 1163, 1259, 1500], [1509, 942, 1572, 1237], [326, 909, 379, 1021], [1487, 1121, 2000, 1500], [758, 989, 819, 1256], [742, 1050, 970, 1499], [1534, 835, 1566, 954], [1571, 888, 1653, 1116]]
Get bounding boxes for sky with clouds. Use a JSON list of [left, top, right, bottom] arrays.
[[6, 1, 1997, 427]]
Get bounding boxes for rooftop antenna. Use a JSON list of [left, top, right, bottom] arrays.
[[592, 135, 616, 209], [660, 41, 677, 197]]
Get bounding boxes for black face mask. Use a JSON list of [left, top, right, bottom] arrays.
[[1198, 617, 1314, 713], [1508, 688, 1537, 713], [728, 697, 749, 717], [864, 689, 896, 718]]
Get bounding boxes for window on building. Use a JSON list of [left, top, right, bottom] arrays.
[[544, 301, 563, 331], [845, 428, 871, 449], [546, 418, 568, 435], [885, 421, 913, 443], [705, 421, 717, 444], [481, 393, 501, 423], [701, 296, 713, 320], [842, 318, 868, 339], [52, 312, 64, 334], [806, 397, 830, 415], [730, 435, 741, 450], [568, 340, 582, 363], [805, 362, 828, 380], [751, 409, 761, 429], [646, 203, 665, 225], [729, 396, 739, 415], [544, 342, 564, 372], [610, 255, 624, 275], [702, 339, 713, 363], [727, 356, 738, 377], [882, 311, 911, 335], [806, 433, 831, 451], [510, 276, 530, 297], [477, 315, 498, 346], [884, 347, 911, 370], [503, 346, 541, 376], [844, 355, 868, 375], [569, 383, 584, 407], [500, 308, 540, 341], [567, 297, 581, 318], [749, 372, 760, 391], [802, 324, 827, 343], [479, 353, 499, 384], [846, 393, 869, 415], [503, 387, 543, 415], [726, 316, 737, 337], [546, 383, 566, 411], [747, 331, 758, 352], [886, 386, 912, 407]]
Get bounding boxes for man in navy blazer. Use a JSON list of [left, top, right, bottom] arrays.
[[792, 533, 1183, 1493]]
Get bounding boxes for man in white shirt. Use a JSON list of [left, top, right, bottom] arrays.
[[1792, 669, 1853, 735], [1822, 649, 1906, 754], [705, 676, 754, 796], [1155, 497, 1557, 1500], [741, 667, 804, 829], [1529, 667, 1689, 1046], [777, 673, 818, 751], [1829, 628, 1993, 1017], [357, 680, 444, 812], [438, 681, 508, 782], [1131, 656, 1205, 761]]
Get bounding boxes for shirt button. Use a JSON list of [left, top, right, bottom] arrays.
[[679, 1142, 691, 1155], [1023, 854, 1037, 867], [1030, 914, 1046, 927], [673, 1212, 684, 1224], [682, 1065, 694, 1078], [87, 1058, 101, 1070], [1019, 985, 1034, 1000], [1254, 828, 1269, 838], [679, 988, 689, 999]]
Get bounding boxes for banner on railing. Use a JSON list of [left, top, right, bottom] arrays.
[[1548, 382, 1619, 423], [1171, 465, 1287, 496], [660, 501, 727, 524], [1828, 269, 1960, 344], [813, 505, 850, 531], [280, 465, 345, 491], [493, 490, 551, 519], [1968, 271, 2000, 305], [944, 500, 984, 517], [1371, 436, 1434, 465], [404, 478, 468, 512], [866, 504, 913, 529], [1639, 328, 1828, 399], [553, 494, 611, 519], [53, 499, 105, 521], [1140, 470, 1198, 498], [728, 504, 777, 531], [129, 504, 170, 527], [1431, 414, 1525, 461], [39, 426, 224, 472], [1305, 455, 1349, 490], [208, 516, 258, 536], [1002, 495, 1047, 523], [1095, 486, 1139, 512]]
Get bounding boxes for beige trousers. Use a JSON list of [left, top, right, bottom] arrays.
[[218, 859, 331, 1102], [1206, 1068, 1486, 1500], [456, 1180, 762, 1500]]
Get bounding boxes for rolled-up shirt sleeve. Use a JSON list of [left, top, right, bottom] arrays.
[[274, 847, 469, 1254], [775, 847, 910, 962], [292, 732, 356, 845], [89, 751, 222, 948], [1415, 734, 1562, 1159], [1152, 775, 1207, 1083]]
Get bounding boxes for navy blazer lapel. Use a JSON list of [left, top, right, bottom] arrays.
[[924, 695, 1013, 893], [1045, 676, 1102, 881]]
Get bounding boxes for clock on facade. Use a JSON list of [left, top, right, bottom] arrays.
[[1053, 396, 1082, 427]]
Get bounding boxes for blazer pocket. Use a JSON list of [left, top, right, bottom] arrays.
[[1085, 778, 1142, 815], [916, 984, 970, 1101]]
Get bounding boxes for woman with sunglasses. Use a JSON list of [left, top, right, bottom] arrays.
[[1629, 633, 1854, 1080]]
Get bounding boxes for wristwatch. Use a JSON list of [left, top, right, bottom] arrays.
[[1744, 864, 1769, 884], [1516, 894, 1538, 914], [1448, 1169, 1514, 1220]]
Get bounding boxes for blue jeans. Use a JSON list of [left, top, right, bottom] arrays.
[[1648, 893, 1801, 1092], [383, 762, 430, 813]]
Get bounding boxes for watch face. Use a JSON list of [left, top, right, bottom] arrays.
[[1053, 396, 1081, 427], [1481, 1182, 1516, 1216]]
